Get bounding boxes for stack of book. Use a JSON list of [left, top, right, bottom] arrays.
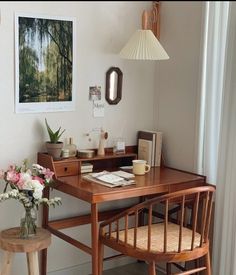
[[137, 130, 163, 167], [81, 163, 93, 174]]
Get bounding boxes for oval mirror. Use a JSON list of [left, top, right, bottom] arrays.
[[105, 67, 123, 105]]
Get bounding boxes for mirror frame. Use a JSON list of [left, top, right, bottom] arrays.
[[105, 67, 123, 105]]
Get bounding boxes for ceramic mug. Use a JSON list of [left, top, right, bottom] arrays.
[[132, 160, 151, 175]]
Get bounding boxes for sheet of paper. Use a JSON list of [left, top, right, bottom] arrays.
[[82, 173, 135, 188], [93, 100, 105, 117], [97, 174, 124, 184], [112, 170, 135, 179]]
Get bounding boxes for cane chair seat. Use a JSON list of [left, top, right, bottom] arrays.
[[109, 222, 201, 253]]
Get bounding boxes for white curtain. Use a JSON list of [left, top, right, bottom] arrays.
[[197, 1, 236, 273], [213, 3, 236, 274], [197, 1, 229, 184]]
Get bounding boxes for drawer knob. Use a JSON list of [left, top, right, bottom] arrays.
[[64, 167, 68, 172]]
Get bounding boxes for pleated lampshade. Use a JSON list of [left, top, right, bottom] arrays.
[[119, 5, 169, 61], [119, 29, 169, 60]]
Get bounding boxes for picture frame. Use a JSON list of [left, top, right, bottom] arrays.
[[89, 86, 101, 101], [15, 13, 76, 113]]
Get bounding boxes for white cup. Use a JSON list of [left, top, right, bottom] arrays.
[[132, 160, 151, 175]]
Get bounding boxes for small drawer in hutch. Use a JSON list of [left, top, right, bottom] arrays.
[[54, 161, 79, 177]]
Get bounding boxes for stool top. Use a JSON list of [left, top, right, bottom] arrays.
[[0, 227, 51, 253]]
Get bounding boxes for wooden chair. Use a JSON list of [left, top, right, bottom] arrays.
[[99, 186, 215, 275]]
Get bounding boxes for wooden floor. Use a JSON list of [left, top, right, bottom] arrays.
[[103, 262, 165, 275]]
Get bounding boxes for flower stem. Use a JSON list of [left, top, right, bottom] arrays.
[[3, 182, 8, 193]]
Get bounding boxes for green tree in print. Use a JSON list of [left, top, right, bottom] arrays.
[[18, 16, 73, 103]]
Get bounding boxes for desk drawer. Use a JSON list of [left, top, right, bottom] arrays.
[[54, 162, 79, 177]]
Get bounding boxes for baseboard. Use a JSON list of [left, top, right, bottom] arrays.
[[48, 257, 135, 275]]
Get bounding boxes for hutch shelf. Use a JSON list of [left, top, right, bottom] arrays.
[[38, 146, 137, 178]]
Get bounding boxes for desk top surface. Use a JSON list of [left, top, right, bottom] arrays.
[[54, 167, 206, 203]]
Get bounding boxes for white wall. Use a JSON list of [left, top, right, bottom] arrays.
[[154, 1, 203, 171], [0, 1, 156, 274]]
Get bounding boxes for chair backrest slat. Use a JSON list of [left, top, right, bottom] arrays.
[[200, 191, 209, 246], [109, 223, 112, 238], [205, 192, 214, 241], [116, 220, 120, 242], [148, 204, 153, 251], [134, 209, 138, 248], [125, 214, 128, 244], [191, 192, 200, 250], [178, 195, 185, 252], [164, 199, 169, 253]]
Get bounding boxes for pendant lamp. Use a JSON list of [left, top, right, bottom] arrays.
[[119, 4, 169, 61]]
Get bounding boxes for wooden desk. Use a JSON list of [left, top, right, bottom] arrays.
[[39, 162, 206, 275]]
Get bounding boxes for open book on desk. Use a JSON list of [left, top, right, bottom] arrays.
[[82, 171, 135, 188]]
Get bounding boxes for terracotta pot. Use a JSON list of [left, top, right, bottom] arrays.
[[45, 142, 63, 160]]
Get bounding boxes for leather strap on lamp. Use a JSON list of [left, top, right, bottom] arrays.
[[142, 1, 160, 39]]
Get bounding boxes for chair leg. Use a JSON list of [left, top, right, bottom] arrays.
[[1, 251, 13, 275], [205, 252, 211, 275], [148, 261, 156, 275], [166, 262, 171, 275], [98, 241, 104, 275]]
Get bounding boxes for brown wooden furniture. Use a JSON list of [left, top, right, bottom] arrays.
[[99, 186, 215, 275], [0, 227, 51, 275], [38, 150, 206, 275], [38, 147, 137, 178]]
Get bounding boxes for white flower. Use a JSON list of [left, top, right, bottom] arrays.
[[3, 193, 9, 199], [29, 179, 44, 199], [10, 189, 19, 197], [20, 172, 33, 189], [32, 164, 44, 171], [31, 180, 44, 191], [33, 189, 43, 199], [54, 197, 61, 202]]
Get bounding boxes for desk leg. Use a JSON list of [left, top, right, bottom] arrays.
[[41, 187, 49, 275], [91, 203, 99, 275]]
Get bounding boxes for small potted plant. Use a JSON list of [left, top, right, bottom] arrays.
[[45, 118, 65, 159]]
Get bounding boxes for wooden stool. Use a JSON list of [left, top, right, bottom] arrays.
[[0, 227, 51, 275]]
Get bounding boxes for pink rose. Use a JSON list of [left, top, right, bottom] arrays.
[[6, 170, 20, 184], [33, 176, 44, 185], [42, 168, 54, 180], [8, 165, 16, 171]]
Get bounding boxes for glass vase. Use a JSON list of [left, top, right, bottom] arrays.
[[20, 207, 37, 239]]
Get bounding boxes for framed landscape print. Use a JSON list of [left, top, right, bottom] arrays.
[[15, 13, 76, 113]]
